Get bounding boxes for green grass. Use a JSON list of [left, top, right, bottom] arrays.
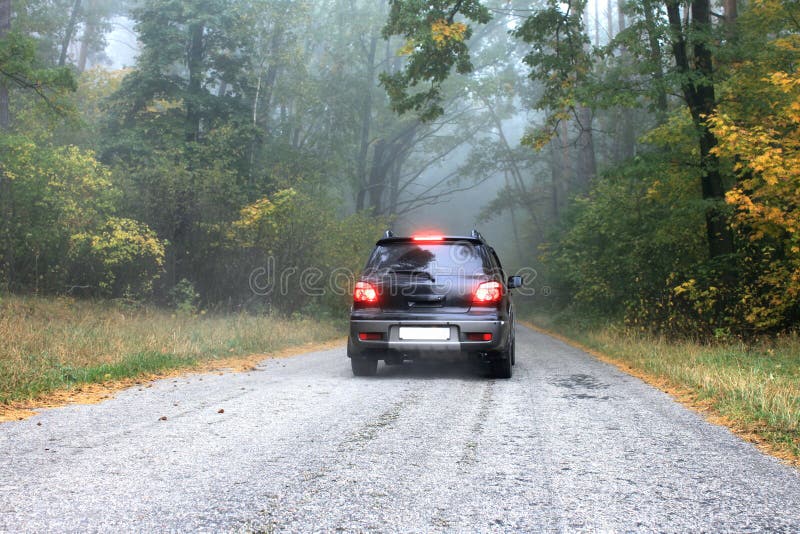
[[526, 314, 800, 461], [0, 295, 343, 403]]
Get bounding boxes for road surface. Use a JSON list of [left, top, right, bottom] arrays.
[[1, 326, 799, 532]]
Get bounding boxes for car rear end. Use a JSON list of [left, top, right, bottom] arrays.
[[348, 234, 515, 377]]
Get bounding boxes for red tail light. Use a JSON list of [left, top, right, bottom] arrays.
[[358, 332, 383, 341], [466, 332, 493, 341], [412, 235, 443, 242], [353, 281, 378, 305], [473, 281, 503, 304]]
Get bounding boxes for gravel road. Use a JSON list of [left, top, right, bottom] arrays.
[[2, 325, 799, 532]]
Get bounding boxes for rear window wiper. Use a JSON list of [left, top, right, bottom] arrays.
[[388, 269, 436, 282]]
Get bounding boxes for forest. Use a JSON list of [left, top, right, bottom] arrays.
[[0, 0, 798, 338]]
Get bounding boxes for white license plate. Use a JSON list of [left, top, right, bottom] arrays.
[[398, 327, 450, 341]]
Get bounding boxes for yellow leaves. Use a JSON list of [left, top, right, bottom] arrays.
[[431, 19, 467, 47], [235, 197, 275, 229], [645, 179, 663, 200], [709, 62, 800, 322], [710, 69, 800, 258], [673, 279, 696, 296], [772, 35, 800, 53], [145, 99, 183, 115], [232, 189, 302, 248], [398, 39, 417, 56], [395, 19, 467, 56]]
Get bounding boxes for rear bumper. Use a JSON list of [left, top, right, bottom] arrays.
[[348, 317, 509, 358]]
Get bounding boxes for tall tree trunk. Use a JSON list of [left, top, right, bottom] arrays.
[[186, 21, 204, 142], [575, 106, 597, 191], [260, 26, 284, 133], [666, 0, 734, 258], [560, 120, 572, 201], [355, 34, 378, 212], [724, 0, 738, 39], [386, 123, 416, 216], [77, 34, 90, 72], [594, 0, 600, 45], [616, 0, 635, 160], [77, 0, 95, 73], [504, 171, 525, 265], [388, 157, 401, 215], [59, 0, 82, 67], [548, 141, 562, 220], [367, 140, 387, 213], [0, 0, 12, 288], [0, 0, 9, 130], [643, 0, 668, 122]]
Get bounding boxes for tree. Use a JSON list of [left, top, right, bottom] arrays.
[[382, 0, 738, 258], [665, 0, 733, 258], [0, 0, 10, 130]]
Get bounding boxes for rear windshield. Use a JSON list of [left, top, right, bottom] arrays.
[[365, 242, 490, 276]]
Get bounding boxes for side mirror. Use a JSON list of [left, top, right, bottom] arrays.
[[507, 275, 523, 289]]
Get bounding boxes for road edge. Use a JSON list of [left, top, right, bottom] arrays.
[[520, 320, 799, 469], [0, 337, 346, 424]]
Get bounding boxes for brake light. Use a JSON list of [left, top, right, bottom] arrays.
[[412, 235, 443, 241], [353, 281, 378, 304], [473, 281, 503, 304], [466, 332, 493, 341], [358, 332, 383, 341]]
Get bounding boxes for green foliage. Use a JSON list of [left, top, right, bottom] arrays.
[[230, 188, 385, 314], [514, 0, 594, 146], [0, 134, 164, 297], [69, 217, 165, 298], [546, 105, 800, 336], [544, 123, 707, 326], [0, 31, 76, 92], [380, 0, 490, 120], [168, 278, 200, 314]]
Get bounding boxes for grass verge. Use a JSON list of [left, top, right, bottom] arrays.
[[0, 295, 344, 417], [523, 316, 800, 467]]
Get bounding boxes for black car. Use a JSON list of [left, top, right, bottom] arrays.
[[347, 230, 521, 378]]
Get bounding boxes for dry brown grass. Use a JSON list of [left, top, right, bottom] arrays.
[[0, 295, 343, 408]]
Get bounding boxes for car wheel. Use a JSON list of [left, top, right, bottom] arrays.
[[490, 331, 514, 378], [490, 355, 512, 379], [351, 357, 378, 377]]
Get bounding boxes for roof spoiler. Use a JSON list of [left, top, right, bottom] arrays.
[[470, 229, 485, 242]]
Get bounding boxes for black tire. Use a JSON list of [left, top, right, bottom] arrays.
[[490, 333, 514, 379], [351, 357, 378, 377], [490, 355, 512, 379], [510, 331, 516, 366]]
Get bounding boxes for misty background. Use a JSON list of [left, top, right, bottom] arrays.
[[1, 0, 797, 337]]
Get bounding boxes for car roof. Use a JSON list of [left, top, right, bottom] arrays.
[[375, 236, 485, 246]]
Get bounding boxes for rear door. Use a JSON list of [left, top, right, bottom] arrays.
[[364, 240, 490, 314]]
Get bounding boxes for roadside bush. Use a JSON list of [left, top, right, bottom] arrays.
[[68, 217, 166, 298], [229, 188, 385, 315], [545, 110, 800, 337], [168, 279, 200, 314], [0, 137, 164, 298]]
